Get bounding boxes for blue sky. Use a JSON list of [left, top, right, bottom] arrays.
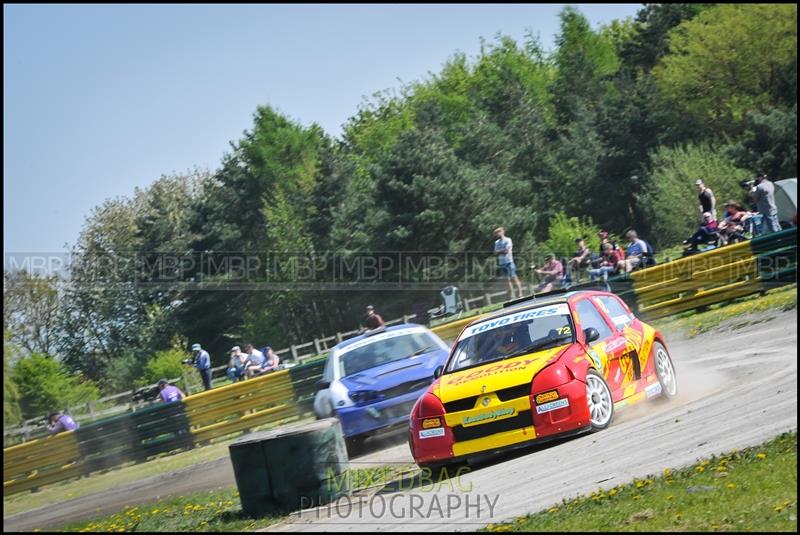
[[4, 4, 641, 254]]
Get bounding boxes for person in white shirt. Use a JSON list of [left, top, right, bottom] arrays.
[[244, 343, 265, 378], [493, 227, 523, 298]]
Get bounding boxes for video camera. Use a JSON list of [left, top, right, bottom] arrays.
[[132, 385, 160, 403], [181, 357, 194, 366], [740, 179, 756, 189]]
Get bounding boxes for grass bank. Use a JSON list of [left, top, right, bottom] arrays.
[[54, 465, 416, 532], [484, 431, 797, 532], [656, 284, 796, 338]]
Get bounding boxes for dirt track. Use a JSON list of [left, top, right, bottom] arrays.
[[4, 310, 797, 532]]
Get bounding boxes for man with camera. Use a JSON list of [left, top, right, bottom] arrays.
[[746, 174, 781, 234], [187, 343, 213, 390]]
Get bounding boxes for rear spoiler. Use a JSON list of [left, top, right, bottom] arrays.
[[502, 283, 609, 308]]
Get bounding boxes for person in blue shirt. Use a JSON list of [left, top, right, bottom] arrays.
[[191, 343, 213, 390], [617, 230, 649, 273], [493, 227, 523, 298]]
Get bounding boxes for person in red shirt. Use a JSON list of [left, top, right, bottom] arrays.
[[533, 253, 563, 293], [363, 305, 385, 330], [589, 243, 622, 290]]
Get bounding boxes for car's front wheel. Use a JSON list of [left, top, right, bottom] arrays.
[[585, 369, 614, 431]]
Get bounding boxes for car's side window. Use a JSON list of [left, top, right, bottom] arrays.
[[594, 296, 634, 330], [574, 299, 613, 341]]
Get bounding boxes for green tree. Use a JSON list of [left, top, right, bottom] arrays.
[[4, 333, 23, 425], [636, 143, 750, 247], [3, 270, 62, 356], [543, 213, 603, 260], [656, 4, 797, 135], [729, 105, 798, 180], [13, 354, 99, 419], [551, 6, 620, 125], [140, 348, 187, 386]]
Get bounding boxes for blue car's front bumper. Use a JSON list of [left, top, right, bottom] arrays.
[[336, 388, 427, 438]]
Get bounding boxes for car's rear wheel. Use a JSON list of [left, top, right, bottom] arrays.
[[585, 369, 614, 431], [654, 342, 678, 399]]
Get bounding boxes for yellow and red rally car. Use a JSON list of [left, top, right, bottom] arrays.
[[408, 290, 678, 470]]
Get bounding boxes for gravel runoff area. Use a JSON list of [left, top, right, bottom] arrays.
[[3, 309, 797, 532]]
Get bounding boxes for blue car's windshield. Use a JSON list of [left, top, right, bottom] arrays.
[[339, 331, 439, 377], [447, 304, 575, 373]]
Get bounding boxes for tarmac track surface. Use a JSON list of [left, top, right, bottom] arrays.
[[4, 310, 797, 532]]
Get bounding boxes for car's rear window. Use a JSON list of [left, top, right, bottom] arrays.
[[339, 331, 439, 377], [447, 303, 574, 373]]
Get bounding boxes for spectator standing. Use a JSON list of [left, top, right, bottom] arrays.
[[158, 379, 186, 403], [566, 237, 592, 285], [493, 227, 523, 299], [750, 174, 782, 234], [364, 305, 385, 330], [533, 253, 563, 293], [191, 343, 213, 390], [696, 179, 717, 221], [589, 243, 622, 290], [48, 411, 79, 434], [617, 230, 649, 273], [226, 346, 249, 382], [244, 343, 265, 378]]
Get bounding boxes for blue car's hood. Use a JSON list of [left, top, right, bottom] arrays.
[[340, 349, 448, 392]]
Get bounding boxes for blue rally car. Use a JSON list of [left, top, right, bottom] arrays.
[[313, 324, 450, 448]]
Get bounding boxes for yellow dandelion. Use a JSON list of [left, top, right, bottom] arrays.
[[695, 466, 705, 473], [663, 468, 672, 477], [757, 453, 766, 460], [727, 483, 736, 490], [667, 495, 674, 501]]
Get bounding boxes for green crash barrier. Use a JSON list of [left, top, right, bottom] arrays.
[[75, 412, 141, 473], [287, 359, 327, 413], [128, 401, 194, 460]]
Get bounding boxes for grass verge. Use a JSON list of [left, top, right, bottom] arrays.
[[483, 431, 797, 532], [53, 465, 415, 532], [656, 284, 797, 338], [3, 415, 315, 517]]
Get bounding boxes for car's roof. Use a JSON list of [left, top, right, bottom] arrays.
[[334, 323, 427, 351], [466, 290, 611, 326]]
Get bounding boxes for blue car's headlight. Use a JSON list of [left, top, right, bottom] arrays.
[[349, 390, 379, 404]]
